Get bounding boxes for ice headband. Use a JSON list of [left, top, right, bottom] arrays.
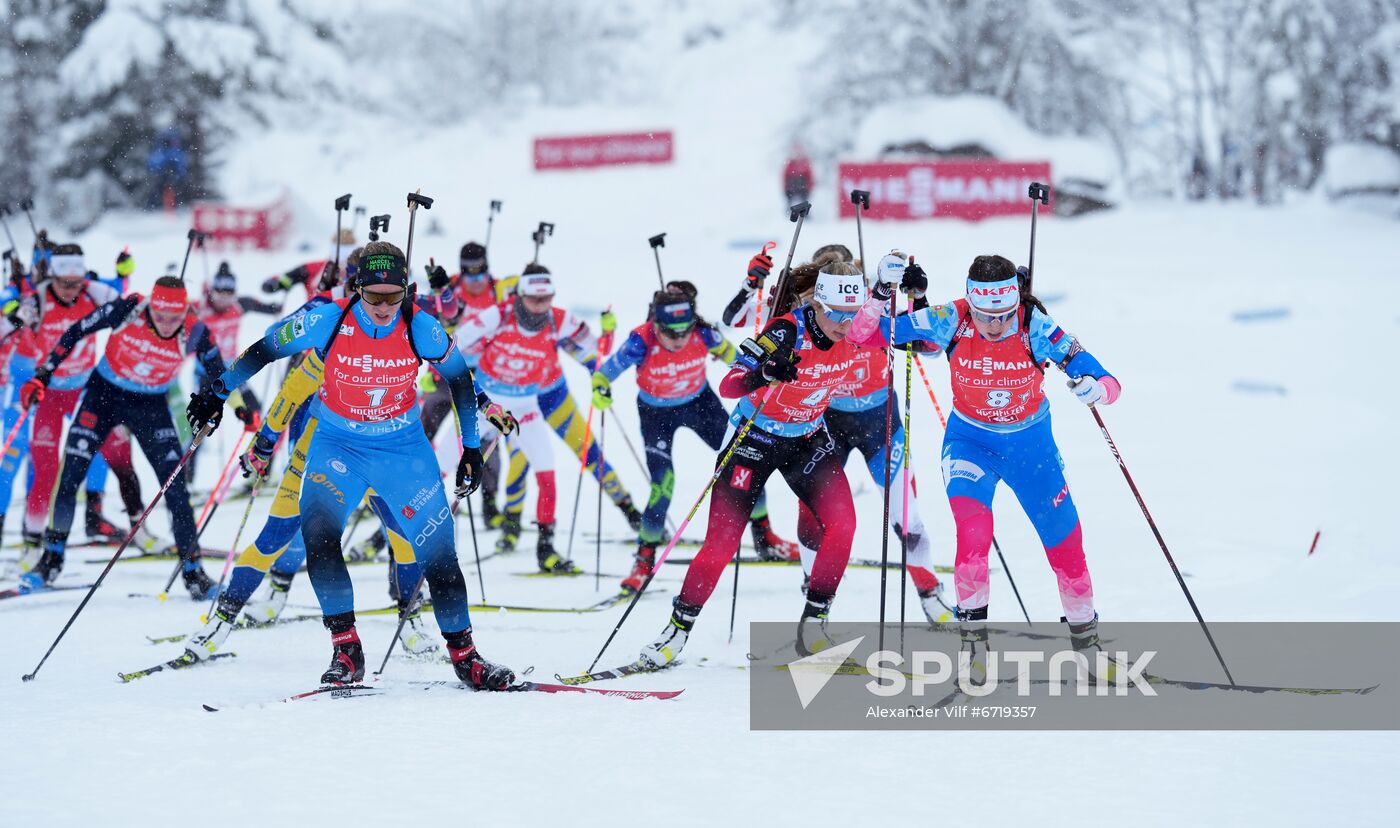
[[966, 276, 1019, 311], [150, 283, 188, 313], [813, 270, 868, 309], [519, 273, 554, 297], [50, 254, 86, 278]]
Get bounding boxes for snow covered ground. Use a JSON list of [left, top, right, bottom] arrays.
[[2, 15, 1399, 817]]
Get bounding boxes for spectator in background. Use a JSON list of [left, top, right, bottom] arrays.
[[147, 128, 189, 210], [783, 143, 813, 209]]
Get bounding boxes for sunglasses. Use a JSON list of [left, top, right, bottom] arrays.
[[657, 323, 694, 340], [360, 288, 406, 306], [969, 306, 1018, 325], [462, 270, 488, 281], [814, 299, 858, 324]]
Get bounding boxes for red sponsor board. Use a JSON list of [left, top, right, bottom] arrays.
[[193, 193, 292, 250], [534, 131, 674, 170], [838, 160, 1052, 221]]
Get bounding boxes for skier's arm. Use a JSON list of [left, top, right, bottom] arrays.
[[701, 325, 737, 364], [718, 318, 797, 398], [253, 351, 325, 448], [215, 302, 341, 398], [237, 295, 285, 315], [720, 287, 754, 328], [186, 321, 228, 393], [453, 304, 503, 353], [558, 311, 600, 372], [597, 330, 647, 382], [37, 296, 138, 379], [1029, 309, 1120, 403], [411, 314, 481, 449]]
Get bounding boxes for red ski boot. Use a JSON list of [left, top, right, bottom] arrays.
[[751, 515, 799, 562]]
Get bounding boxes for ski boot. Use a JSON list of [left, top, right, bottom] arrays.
[[494, 513, 522, 554], [181, 561, 217, 601], [1065, 613, 1118, 685], [535, 522, 578, 573], [796, 592, 835, 656], [620, 543, 657, 595], [751, 515, 799, 562], [15, 531, 44, 577], [481, 495, 504, 530], [130, 522, 162, 554], [346, 529, 388, 563], [18, 550, 64, 594], [84, 492, 126, 543], [444, 628, 515, 690], [399, 596, 441, 657], [616, 495, 643, 531], [241, 570, 293, 626], [911, 569, 954, 625], [320, 616, 365, 684], [186, 607, 237, 661], [956, 605, 990, 689], [639, 598, 700, 669]]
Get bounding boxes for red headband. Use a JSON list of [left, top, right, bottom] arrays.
[[150, 283, 188, 314]]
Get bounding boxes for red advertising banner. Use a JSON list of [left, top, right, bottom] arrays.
[[193, 193, 292, 250], [534, 131, 674, 170], [838, 160, 1052, 221]]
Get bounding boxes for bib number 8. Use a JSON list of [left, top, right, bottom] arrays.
[[985, 389, 1011, 408], [366, 388, 387, 407]]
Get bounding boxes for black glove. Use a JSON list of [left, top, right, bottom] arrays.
[[187, 389, 225, 433], [760, 351, 801, 384], [426, 262, 450, 291], [316, 261, 340, 292], [260, 275, 287, 294], [455, 445, 485, 498], [901, 263, 928, 297]]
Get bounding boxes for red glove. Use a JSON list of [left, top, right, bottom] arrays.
[[20, 376, 46, 409], [234, 405, 262, 432], [745, 252, 773, 291]]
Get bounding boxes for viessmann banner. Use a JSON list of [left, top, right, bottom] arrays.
[[838, 160, 1052, 220], [533, 131, 674, 170]]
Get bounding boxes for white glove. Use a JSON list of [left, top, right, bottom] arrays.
[[876, 251, 907, 284], [1067, 376, 1105, 405]]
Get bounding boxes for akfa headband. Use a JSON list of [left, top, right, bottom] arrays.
[[966, 276, 1019, 311]]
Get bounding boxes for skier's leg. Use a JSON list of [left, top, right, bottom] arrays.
[[940, 429, 1003, 615], [127, 392, 214, 595], [299, 429, 371, 622], [636, 399, 679, 546], [780, 427, 856, 601], [540, 384, 632, 509], [24, 387, 81, 537], [1001, 416, 1094, 624]]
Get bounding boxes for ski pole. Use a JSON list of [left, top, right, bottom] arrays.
[[911, 352, 1030, 624], [23, 424, 214, 681], [202, 433, 266, 622], [648, 233, 667, 291], [158, 436, 244, 601], [0, 206, 17, 251], [176, 229, 204, 285], [754, 240, 777, 340], [1091, 405, 1235, 684], [875, 254, 897, 656], [351, 205, 366, 238], [594, 410, 605, 592], [454, 413, 487, 603], [850, 189, 870, 273], [898, 285, 915, 649], [484, 200, 502, 251], [1025, 183, 1050, 295], [1, 408, 29, 458], [530, 222, 554, 266], [374, 438, 500, 676], [727, 545, 740, 645], [404, 190, 434, 275], [369, 214, 389, 243], [585, 387, 778, 672], [564, 401, 598, 568], [333, 193, 352, 270], [18, 197, 37, 237]]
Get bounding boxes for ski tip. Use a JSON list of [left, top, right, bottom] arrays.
[[201, 704, 220, 713]]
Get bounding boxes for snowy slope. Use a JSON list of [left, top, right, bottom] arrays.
[[2, 12, 1399, 826]]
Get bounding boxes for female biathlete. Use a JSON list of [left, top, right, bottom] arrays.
[[852, 253, 1121, 656], [637, 260, 881, 668], [590, 282, 797, 596]]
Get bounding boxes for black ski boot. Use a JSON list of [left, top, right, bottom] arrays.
[[182, 563, 217, 601], [1065, 613, 1117, 684], [956, 605, 990, 688], [346, 528, 387, 563], [536, 522, 578, 573], [320, 615, 365, 684], [616, 495, 643, 531], [481, 495, 504, 530], [444, 628, 516, 690], [796, 592, 835, 656], [494, 513, 522, 554]]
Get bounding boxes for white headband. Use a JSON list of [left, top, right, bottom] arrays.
[[50, 254, 86, 278]]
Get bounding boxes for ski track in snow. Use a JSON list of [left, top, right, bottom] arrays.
[[3, 38, 1399, 821]]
